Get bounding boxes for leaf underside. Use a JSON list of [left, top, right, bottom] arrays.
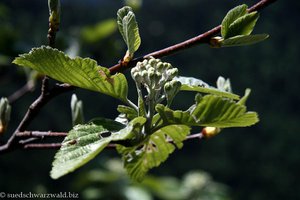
[[13, 46, 128, 102], [117, 6, 141, 56]]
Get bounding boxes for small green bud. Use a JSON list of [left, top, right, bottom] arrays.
[[167, 68, 178, 80], [164, 80, 181, 106], [157, 62, 164, 71], [0, 97, 11, 135], [145, 64, 152, 70], [142, 59, 148, 66], [164, 63, 172, 70], [148, 58, 156, 66]]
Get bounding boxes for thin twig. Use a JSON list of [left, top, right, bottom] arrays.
[[8, 80, 35, 103], [20, 132, 203, 150], [16, 131, 68, 138], [0, 79, 75, 154]]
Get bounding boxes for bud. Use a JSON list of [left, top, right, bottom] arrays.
[[148, 58, 157, 66], [202, 127, 221, 138], [216, 76, 232, 93], [166, 68, 178, 80], [164, 80, 181, 106], [0, 98, 11, 135]]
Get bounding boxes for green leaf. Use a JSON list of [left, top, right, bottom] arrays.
[[13, 46, 128, 102], [221, 34, 269, 47], [117, 6, 141, 57], [50, 117, 146, 179], [117, 125, 190, 181], [191, 96, 259, 127], [81, 19, 117, 43], [221, 4, 248, 38], [117, 105, 138, 120], [225, 11, 259, 38], [156, 95, 259, 128], [175, 76, 239, 100]]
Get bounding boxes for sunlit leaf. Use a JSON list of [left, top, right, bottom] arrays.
[[117, 125, 190, 181], [225, 11, 259, 38], [13, 46, 128, 102], [221, 4, 248, 38], [50, 117, 146, 179], [156, 95, 259, 128], [117, 6, 141, 57], [175, 76, 239, 100]]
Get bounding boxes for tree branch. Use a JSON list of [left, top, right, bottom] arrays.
[[109, 0, 277, 74]]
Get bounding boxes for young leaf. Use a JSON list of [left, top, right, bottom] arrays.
[[155, 94, 259, 128], [50, 117, 146, 179], [225, 11, 259, 38], [117, 105, 138, 120], [221, 4, 248, 39], [117, 125, 190, 181], [13, 46, 128, 102], [175, 76, 239, 100], [221, 34, 269, 47], [117, 6, 141, 58]]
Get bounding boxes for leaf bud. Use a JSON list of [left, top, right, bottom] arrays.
[[202, 127, 221, 138], [0, 97, 11, 135]]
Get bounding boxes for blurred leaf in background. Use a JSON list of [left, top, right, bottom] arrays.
[[73, 158, 231, 200]]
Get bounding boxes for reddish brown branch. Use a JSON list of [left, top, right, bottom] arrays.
[[109, 0, 277, 74], [16, 131, 68, 138], [20, 132, 203, 150]]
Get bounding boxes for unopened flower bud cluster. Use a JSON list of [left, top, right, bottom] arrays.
[[131, 57, 178, 93]]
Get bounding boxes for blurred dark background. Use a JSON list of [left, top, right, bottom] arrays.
[[1, 0, 299, 199]]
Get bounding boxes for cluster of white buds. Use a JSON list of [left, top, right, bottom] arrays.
[[131, 57, 178, 91]]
